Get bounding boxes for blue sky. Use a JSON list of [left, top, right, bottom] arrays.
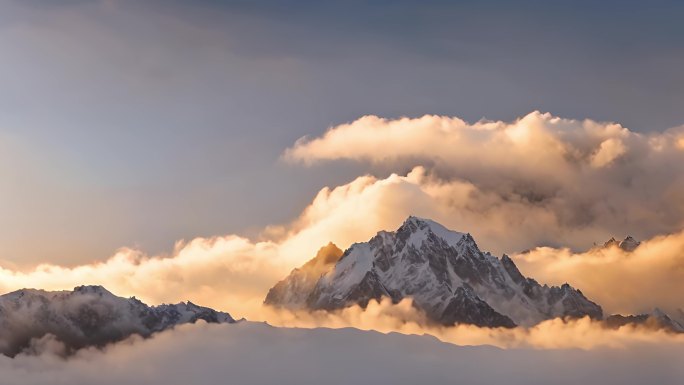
[[1, 0, 683, 264]]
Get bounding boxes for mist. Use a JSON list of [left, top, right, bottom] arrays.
[[260, 298, 684, 350], [1, 322, 682, 385]]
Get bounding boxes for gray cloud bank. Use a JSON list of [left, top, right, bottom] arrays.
[[2, 322, 682, 385]]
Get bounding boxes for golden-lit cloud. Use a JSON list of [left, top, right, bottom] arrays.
[[0, 161, 683, 322], [0, 236, 285, 319], [0, 169, 453, 319], [262, 298, 684, 350], [286, 111, 684, 252], [1, 111, 684, 350], [513, 231, 684, 316]]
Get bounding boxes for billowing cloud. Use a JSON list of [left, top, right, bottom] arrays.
[[262, 298, 684, 349], [0, 236, 286, 319], [286, 111, 684, 252], [513, 231, 684, 316], [2, 111, 684, 349], [1, 321, 683, 385], [1, 162, 683, 320], [0, 170, 446, 319]]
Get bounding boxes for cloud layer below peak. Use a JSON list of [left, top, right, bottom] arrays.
[[4, 322, 684, 385], [0, 111, 683, 354]]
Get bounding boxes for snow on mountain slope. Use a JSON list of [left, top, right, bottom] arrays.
[[265, 216, 603, 327], [0, 285, 234, 357]]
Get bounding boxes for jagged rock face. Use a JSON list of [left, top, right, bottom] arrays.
[[605, 309, 684, 333], [441, 285, 516, 328], [265, 217, 603, 328], [0, 285, 234, 357]]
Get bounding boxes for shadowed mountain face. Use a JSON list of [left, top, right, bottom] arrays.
[[265, 217, 603, 328], [264, 243, 343, 307], [606, 309, 684, 333], [0, 285, 235, 357]]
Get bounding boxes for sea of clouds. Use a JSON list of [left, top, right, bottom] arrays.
[[1, 112, 684, 382], [2, 322, 683, 385]]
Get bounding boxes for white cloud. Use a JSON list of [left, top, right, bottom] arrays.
[[286, 111, 684, 251], [1, 322, 683, 385], [513, 230, 684, 315], [1, 161, 683, 319], [1, 111, 684, 349], [262, 298, 684, 349], [0, 236, 286, 319], [0, 169, 450, 320]]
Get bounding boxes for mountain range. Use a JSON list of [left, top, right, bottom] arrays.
[[600, 236, 641, 252], [0, 285, 234, 357], [266, 216, 603, 327], [266, 216, 682, 330], [1, 216, 680, 357]]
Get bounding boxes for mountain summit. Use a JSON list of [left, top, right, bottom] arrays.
[[265, 216, 603, 328], [602, 236, 641, 252]]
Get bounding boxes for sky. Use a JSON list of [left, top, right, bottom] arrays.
[[2, 0, 684, 265], [2, 2, 684, 382]]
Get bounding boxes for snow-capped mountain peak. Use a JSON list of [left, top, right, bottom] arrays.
[[0, 286, 235, 357], [265, 216, 602, 328], [619, 236, 641, 251], [602, 236, 641, 252], [73, 284, 112, 295], [399, 216, 467, 249]]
